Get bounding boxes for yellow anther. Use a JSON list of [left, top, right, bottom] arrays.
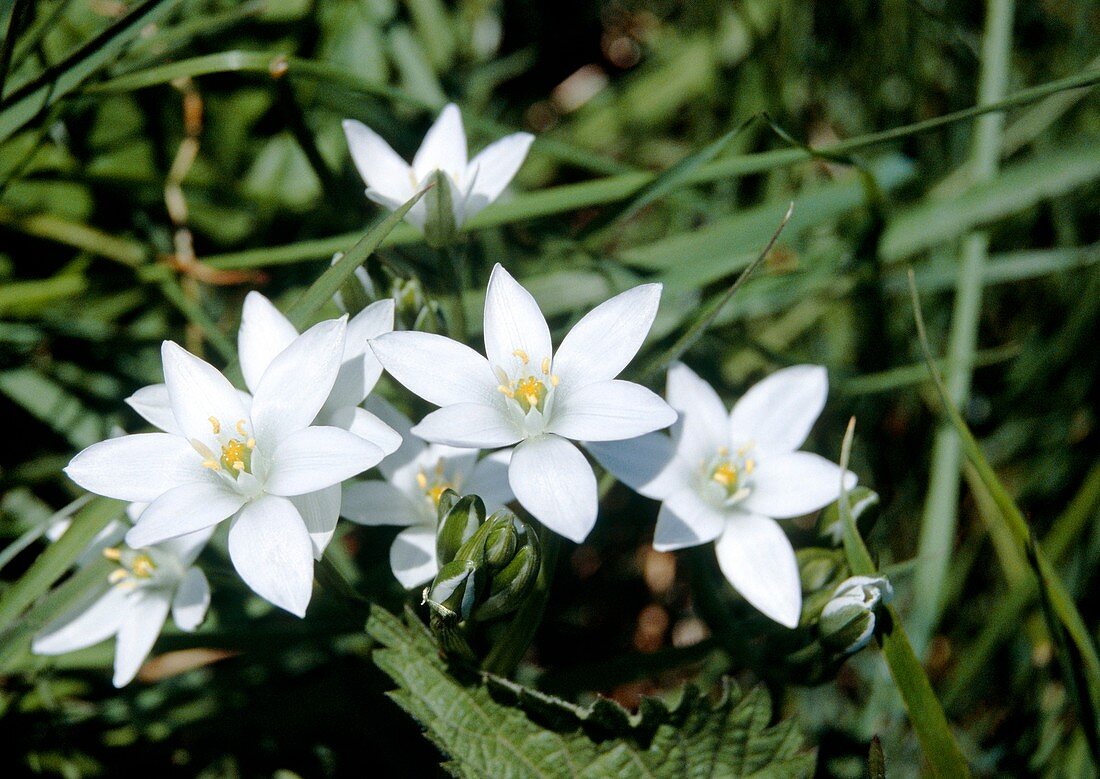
[[108, 569, 129, 585], [202, 459, 220, 470], [513, 349, 529, 364], [541, 357, 551, 375], [102, 547, 122, 561], [712, 461, 739, 488], [233, 460, 245, 471], [416, 472, 428, 490], [236, 420, 248, 436], [131, 555, 156, 578], [550, 375, 560, 387], [745, 459, 755, 474], [428, 485, 448, 505], [498, 385, 515, 398], [246, 438, 256, 449], [208, 416, 221, 434]]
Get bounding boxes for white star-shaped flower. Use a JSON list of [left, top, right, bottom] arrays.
[[65, 317, 385, 617], [341, 399, 513, 589], [342, 103, 534, 236], [33, 527, 213, 687], [371, 263, 677, 543], [589, 363, 856, 628]]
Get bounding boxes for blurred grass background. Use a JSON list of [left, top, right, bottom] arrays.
[[0, 0, 1098, 775]]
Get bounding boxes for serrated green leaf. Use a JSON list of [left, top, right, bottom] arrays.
[[367, 606, 815, 778]]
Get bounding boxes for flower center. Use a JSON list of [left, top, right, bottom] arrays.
[[193, 417, 255, 478], [417, 460, 458, 507], [104, 547, 165, 589], [703, 444, 756, 505], [497, 350, 558, 414]]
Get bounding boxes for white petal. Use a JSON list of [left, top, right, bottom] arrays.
[[265, 425, 384, 497], [666, 362, 729, 463], [728, 365, 829, 453], [65, 433, 200, 503], [161, 341, 249, 445], [549, 379, 676, 442], [464, 133, 535, 217], [250, 318, 347, 451], [341, 481, 425, 526], [654, 488, 727, 551], [552, 284, 662, 388], [742, 452, 856, 519], [390, 525, 439, 589], [290, 484, 341, 559], [113, 589, 171, 686], [238, 292, 299, 395], [125, 384, 180, 435], [157, 526, 216, 566], [370, 331, 497, 407], [228, 495, 314, 617], [125, 480, 245, 549], [412, 403, 522, 448], [171, 567, 211, 632], [463, 450, 515, 511], [714, 514, 801, 628], [365, 397, 424, 481], [412, 103, 467, 182], [483, 263, 552, 372], [586, 432, 680, 500], [342, 119, 415, 204], [322, 406, 402, 455], [33, 586, 128, 656], [509, 435, 597, 543], [326, 299, 395, 410]]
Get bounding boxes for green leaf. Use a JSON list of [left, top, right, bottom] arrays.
[[367, 606, 816, 778]]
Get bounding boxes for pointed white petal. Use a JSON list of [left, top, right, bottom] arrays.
[[33, 587, 128, 656], [390, 525, 439, 589], [714, 514, 802, 628], [113, 589, 171, 686], [238, 292, 299, 395], [290, 485, 341, 559], [65, 433, 200, 503], [365, 397, 424, 480], [341, 481, 426, 526], [464, 132, 535, 217], [125, 481, 245, 549], [326, 299, 395, 410], [552, 284, 662, 388], [654, 488, 727, 551], [370, 331, 497, 407], [742, 452, 856, 519], [463, 449, 515, 511], [161, 341, 249, 445], [265, 425, 384, 496], [157, 526, 216, 566], [412, 403, 522, 448], [228, 495, 314, 617], [342, 119, 415, 204], [549, 379, 676, 442], [483, 263, 552, 372], [728, 365, 829, 453], [586, 432, 681, 500], [171, 567, 211, 632], [322, 406, 402, 455], [412, 103, 467, 181], [666, 362, 728, 464], [509, 435, 596, 543], [125, 384, 180, 435], [250, 319, 347, 451]]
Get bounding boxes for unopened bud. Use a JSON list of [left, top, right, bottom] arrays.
[[422, 169, 458, 248], [423, 559, 478, 623], [475, 543, 540, 622], [436, 493, 485, 567], [819, 575, 894, 654]]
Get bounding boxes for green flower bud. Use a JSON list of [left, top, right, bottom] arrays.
[[475, 543, 540, 622], [423, 559, 478, 623], [797, 547, 845, 593], [332, 254, 376, 316], [436, 493, 486, 567], [483, 513, 519, 568], [819, 575, 893, 654], [422, 169, 458, 248]]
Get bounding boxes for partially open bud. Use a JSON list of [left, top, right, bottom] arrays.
[[819, 575, 894, 654], [391, 276, 446, 334], [436, 492, 485, 567], [422, 169, 458, 248]]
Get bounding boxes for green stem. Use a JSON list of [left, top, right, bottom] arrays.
[[315, 555, 370, 611], [443, 244, 468, 340], [481, 524, 561, 677], [910, 0, 1015, 656]]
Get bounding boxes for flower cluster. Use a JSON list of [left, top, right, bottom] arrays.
[[37, 102, 856, 686]]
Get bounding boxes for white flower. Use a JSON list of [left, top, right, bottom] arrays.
[[820, 575, 894, 653], [342, 103, 534, 235], [65, 319, 385, 617], [33, 528, 213, 687], [371, 263, 676, 543], [237, 291, 401, 455], [341, 399, 513, 589], [588, 363, 856, 628]]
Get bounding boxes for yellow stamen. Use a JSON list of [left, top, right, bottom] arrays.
[[541, 357, 551, 375], [220, 439, 251, 474], [744, 459, 755, 474], [427, 485, 448, 505], [131, 555, 156, 578], [550, 375, 560, 386], [712, 461, 739, 488], [498, 385, 515, 398], [246, 438, 256, 449], [513, 349, 529, 364], [102, 547, 122, 561], [416, 472, 428, 490], [108, 569, 129, 585], [235, 419, 248, 436], [208, 416, 221, 434], [202, 459, 220, 470]]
